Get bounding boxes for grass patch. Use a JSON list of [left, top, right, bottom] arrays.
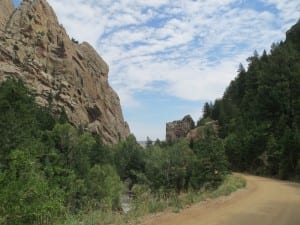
[[56, 174, 246, 225], [209, 174, 247, 198]]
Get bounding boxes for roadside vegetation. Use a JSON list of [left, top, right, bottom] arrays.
[[0, 79, 244, 225], [58, 175, 245, 225], [197, 22, 300, 181], [2, 20, 298, 225]]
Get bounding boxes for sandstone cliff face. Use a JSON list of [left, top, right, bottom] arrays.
[[0, 0, 14, 31], [166, 115, 195, 143], [0, 0, 130, 144]]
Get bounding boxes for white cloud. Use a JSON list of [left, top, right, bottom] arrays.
[[262, 0, 300, 22], [48, 0, 106, 45], [48, 0, 300, 110]]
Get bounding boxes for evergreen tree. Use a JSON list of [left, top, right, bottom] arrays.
[[201, 21, 300, 179]]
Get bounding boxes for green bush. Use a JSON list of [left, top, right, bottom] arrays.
[[210, 174, 246, 197], [190, 135, 229, 190], [86, 164, 123, 210], [0, 149, 65, 225]]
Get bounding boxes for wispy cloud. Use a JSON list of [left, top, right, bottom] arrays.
[[47, 0, 300, 139]]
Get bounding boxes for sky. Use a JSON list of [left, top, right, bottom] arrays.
[[13, 0, 300, 141]]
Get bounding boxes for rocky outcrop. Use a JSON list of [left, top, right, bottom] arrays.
[[166, 116, 219, 143], [166, 115, 195, 143], [0, 0, 14, 31], [186, 120, 219, 142], [0, 0, 130, 144]]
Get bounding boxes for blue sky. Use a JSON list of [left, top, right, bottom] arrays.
[[13, 0, 300, 140]]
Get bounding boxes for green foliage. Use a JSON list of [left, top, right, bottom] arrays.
[[278, 128, 300, 179], [128, 174, 244, 222], [0, 77, 232, 224], [0, 149, 65, 225], [144, 140, 193, 193], [142, 136, 228, 194], [86, 165, 123, 210], [0, 79, 123, 224], [200, 22, 300, 179], [190, 133, 229, 189], [51, 123, 96, 177], [209, 174, 246, 197], [0, 79, 54, 166], [197, 102, 213, 126], [113, 135, 145, 186]]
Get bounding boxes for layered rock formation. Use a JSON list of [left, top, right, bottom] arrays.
[[0, 0, 130, 144], [166, 115, 195, 142]]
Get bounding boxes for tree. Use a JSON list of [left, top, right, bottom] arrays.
[[86, 164, 123, 210], [144, 140, 193, 193], [0, 149, 65, 225], [203, 102, 212, 119], [113, 135, 145, 186], [146, 136, 153, 148], [203, 21, 300, 179], [190, 131, 228, 189]]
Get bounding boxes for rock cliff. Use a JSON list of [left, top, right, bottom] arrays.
[[0, 0, 130, 144], [0, 0, 14, 31]]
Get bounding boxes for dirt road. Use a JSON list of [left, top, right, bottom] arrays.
[[142, 174, 300, 225]]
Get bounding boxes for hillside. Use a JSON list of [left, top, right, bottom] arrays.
[[199, 20, 300, 179]]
